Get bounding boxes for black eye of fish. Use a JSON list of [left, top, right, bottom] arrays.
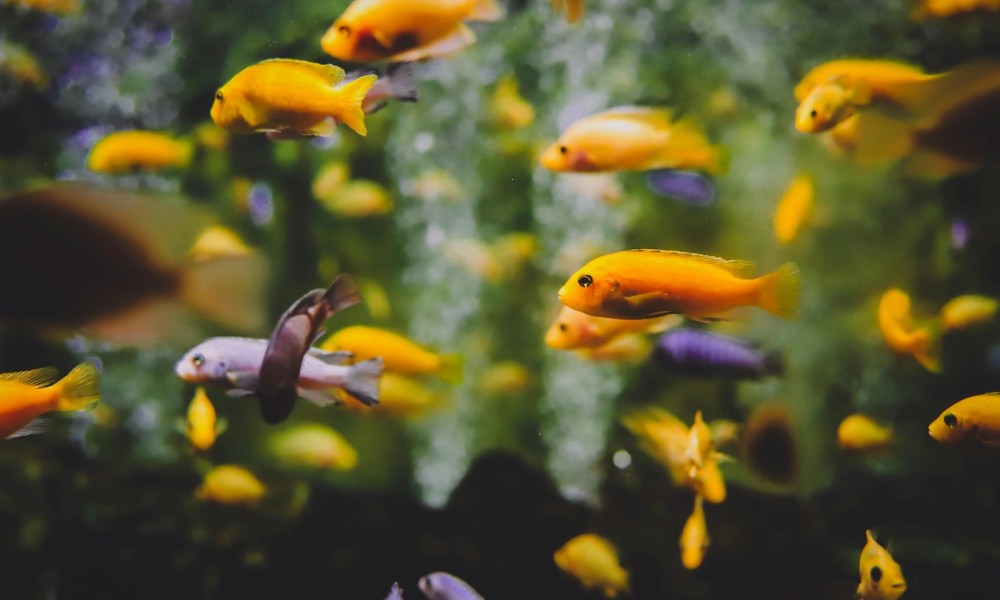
[[338, 24, 351, 35], [192, 353, 205, 367], [559, 323, 568, 332], [578, 274, 593, 288], [944, 413, 957, 428], [215, 90, 223, 101], [870, 566, 882, 582], [810, 110, 817, 118], [559, 145, 568, 155]]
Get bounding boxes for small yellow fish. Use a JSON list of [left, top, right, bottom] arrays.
[[341, 371, 441, 416], [317, 180, 393, 217], [914, 0, 1000, 19], [940, 294, 997, 330], [693, 458, 727, 504], [578, 333, 652, 363], [0, 363, 101, 439], [837, 413, 894, 453], [196, 465, 266, 506], [878, 288, 940, 373], [87, 131, 193, 174], [559, 249, 800, 321], [3, 0, 78, 14], [211, 59, 376, 137], [857, 530, 907, 600], [551, 0, 585, 23], [680, 495, 709, 570], [477, 360, 532, 395], [0, 42, 49, 90], [442, 238, 504, 283], [773, 173, 814, 244], [321, 325, 463, 383], [312, 161, 351, 202], [321, 0, 504, 63], [188, 225, 253, 261], [492, 232, 540, 278], [545, 305, 679, 350], [490, 75, 534, 129], [185, 387, 223, 452], [540, 107, 724, 175], [795, 80, 868, 134], [553, 533, 630, 598], [929, 393, 1000, 447], [268, 423, 358, 470], [794, 60, 930, 113], [685, 410, 713, 476], [407, 169, 465, 203]]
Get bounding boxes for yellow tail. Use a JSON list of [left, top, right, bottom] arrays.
[[335, 74, 378, 136], [911, 324, 942, 373], [55, 362, 101, 411], [437, 354, 465, 385], [757, 262, 801, 319]]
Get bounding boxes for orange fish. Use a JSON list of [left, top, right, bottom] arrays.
[[87, 131, 193, 174], [877, 288, 940, 373], [0, 363, 100, 439], [558, 250, 800, 321], [928, 393, 1000, 447], [773, 173, 814, 244], [545, 305, 679, 350], [321, 0, 504, 63], [857, 530, 907, 600]]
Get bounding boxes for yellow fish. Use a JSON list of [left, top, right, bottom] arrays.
[[795, 60, 930, 115], [0, 363, 100, 439], [773, 173, 814, 244], [857, 530, 907, 600], [929, 393, 1000, 447], [321, 0, 504, 63], [914, 0, 1000, 19], [321, 325, 463, 383], [837, 413, 894, 453], [877, 288, 940, 373], [940, 294, 997, 330], [340, 371, 442, 416], [680, 495, 709, 570], [553, 533, 630, 598], [795, 80, 866, 134], [317, 180, 393, 217], [268, 423, 358, 470], [490, 75, 535, 129], [558, 249, 801, 321], [685, 410, 713, 476], [0, 41, 49, 90], [312, 161, 351, 202], [540, 107, 724, 175], [3, 0, 78, 14], [551, 0, 585, 23], [184, 387, 223, 452], [196, 465, 266, 506], [211, 59, 376, 137], [193, 120, 229, 151], [545, 305, 679, 350], [87, 131, 193, 174], [442, 238, 504, 283], [477, 360, 532, 395], [187, 226, 253, 261]]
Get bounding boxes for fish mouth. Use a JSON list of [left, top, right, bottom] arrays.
[[557, 285, 567, 302]]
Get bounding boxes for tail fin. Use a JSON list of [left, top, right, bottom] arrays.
[[324, 274, 363, 315], [756, 262, 801, 319], [55, 362, 101, 411], [181, 253, 269, 334], [335, 74, 377, 136], [911, 325, 942, 373], [385, 62, 419, 103], [437, 353, 464, 384], [469, 0, 504, 21], [344, 358, 383, 406]]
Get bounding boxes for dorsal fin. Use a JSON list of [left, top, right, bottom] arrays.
[[595, 106, 674, 129], [257, 59, 345, 85], [0, 367, 59, 387], [625, 249, 755, 276]]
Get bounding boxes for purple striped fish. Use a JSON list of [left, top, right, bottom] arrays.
[[654, 328, 782, 379]]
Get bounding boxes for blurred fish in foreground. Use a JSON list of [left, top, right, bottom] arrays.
[[418, 571, 483, 600], [857, 530, 907, 600], [554, 533, 630, 598], [653, 328, 783, 379], [323, 325, 463, 384], [0, 363, 100, 439], [773, 173, 814, 244], [878, 288, 941, 373], [0, 186, 268, 345], [269, 423, 357, 470], [928, 393, 1000, 447], [211, 59, 376, 137], [940, 294, 997, 330], [321, 0, 504, 63], [196, 464, 266, 506], [87, 131, 193, 174], [837, 413, 894, 453], [183, 387, 224, 452]]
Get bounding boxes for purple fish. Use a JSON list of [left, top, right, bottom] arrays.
[[418, 572, 484, 600], [654, 328, 782, 379], [645, 169, 716, 206], [384, 582, 404, 600]]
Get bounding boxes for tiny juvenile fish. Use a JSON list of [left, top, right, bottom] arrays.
[[559, 250, 800, 321], [540, 107, 724, 175], [554, 533, 630, 598], [837, 413, 893, 453], [268, 423, 358, 470], [545, 305, 679, 350], [680, 495, 709, 570], [0, 363, 100, 439], [929, 392, 1000, 447], [857, 530, 907, 600], [773, 173, 814, 244], [322, 0, 504, 63], [878, 288, 940, 373], [940, 294, 997, 330], [211, 59, 376, 137], [184, 387, 223, 452], [87, 130, 193, 174], [654, 328, 783, 379], [196, 464, 266, 506], [322, 325, 463, 384], [418, 572, 484, 600]]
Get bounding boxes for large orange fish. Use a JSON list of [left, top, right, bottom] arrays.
[[558, 250, 800, 321], [0, 363, 101, 439], [321, 0, 504, 63]]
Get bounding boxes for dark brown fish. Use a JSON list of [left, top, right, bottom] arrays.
[[257, 275, 363, 424]]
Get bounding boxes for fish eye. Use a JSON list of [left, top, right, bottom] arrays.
[[192, 353, 206, 368], [577, 274, 593, 288], [215, 90, 223, 102], [559, 323, 568, 332], [559, 145, 568, 155], [943, 413, 957, 428], [809, 110, 817, 118], [870, 566, 882, 583], [338, 24, 352, 36]]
